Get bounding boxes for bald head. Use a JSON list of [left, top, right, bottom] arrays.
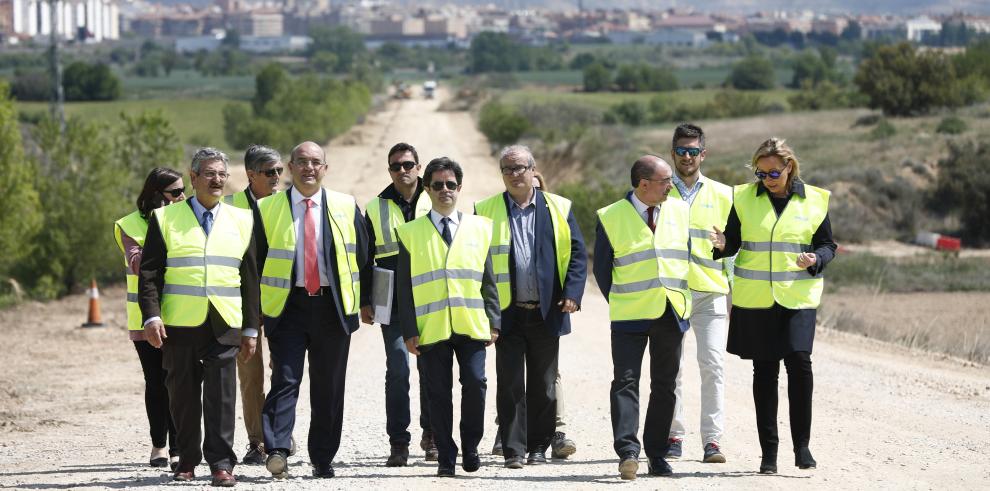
[[291, 141, 325, 164], [630, 155, 670, 188]]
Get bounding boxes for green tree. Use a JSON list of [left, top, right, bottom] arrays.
[[0, 82, 41, 279], [727, 55, 775, 90], [854, 42, 963, 116], [63, 62, 121, 101], [468, 32, 515, 73], [790, 48, 840, 88], [582, 62, 611, 92], [614, 64, 641, 92], [221, 29, 241, 49], [478, 101, 530, 146], [253, 62, 288, 115], [931, 141, 990, 244], [308, 26, 366, 72], [113, 111, 184, 180], [569, 52, 597, 70], [161, 49, 179, 76]]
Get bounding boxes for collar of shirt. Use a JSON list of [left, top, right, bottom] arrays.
[[430, 209, 460, 229], [672, 172, 705, 201], [508, 189, 536, 212], [379, 178, 424, 203], [189, 196, 220, 220], [291, 186, 324, 209], [628, 191, 658, 222], [246, 188, 257, 201], [755, 178, 806, 199]]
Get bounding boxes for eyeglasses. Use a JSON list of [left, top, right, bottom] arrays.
[[643, 176, 673, 185], [388, 160, 417, 172], [198, 171, 229, 180], [262, 167, 284, 178], [430, 180, 459, 191], [163, 187, 185, 198], [500, 165, 532, 176], [293, 158, 326, 169], [754, 169, 785, 180], [673, 146, 702, 157]]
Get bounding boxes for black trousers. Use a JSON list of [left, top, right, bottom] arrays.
[[752, 351, 813, 458], [420, 335, 487, 469], [495, 308, 559, 457], [161, 325, 239, 472], [133, 340, 177, 452], [610, 308, 684, 459], [381, 321, 431, 445], [262, 289, 351, 467]]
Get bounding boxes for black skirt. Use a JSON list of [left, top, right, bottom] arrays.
[[726, 303, 816, 361]]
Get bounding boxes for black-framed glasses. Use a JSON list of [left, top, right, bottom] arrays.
[[263, 167, 285, 178], [500, 165, 532, 176], [163, 187, 185, 198], [430, 180, 459, 191], [293, 158, 325, 169], [643, 176, 673, 185], [388, 160, 417, 172], [674, 146, 702, 157], [755, 169, 784, 180]]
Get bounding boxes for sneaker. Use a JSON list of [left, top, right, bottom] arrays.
[[491, 436, 503, 456], [665, 438, 682, 459], [703, 442, 726, 463], [550, 431, 576, 459], [242, 442, 266, 465]]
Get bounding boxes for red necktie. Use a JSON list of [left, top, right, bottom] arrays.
[[304, 198, 319, 295], [646, 206, 656, 233]]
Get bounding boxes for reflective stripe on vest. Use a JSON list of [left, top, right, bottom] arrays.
[[154, 202, 254, 328], [114, 210, 149, 331], [474, 191, 572, 310], [597, 198, 692, 321], [366, 192, 431, 260], [732, 182, 830, 309], [669, 177, 733, 294], [258, 189, 361, 318], [396, 214, 493, 346]]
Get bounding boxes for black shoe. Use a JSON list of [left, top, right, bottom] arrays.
[[526, 449, 547, 465], [241, 442, 266, 465], [289, 436, 297, 456], [759, 456, 778, 474], [795, 447, 817, 469], [462, 452, 481, 472], [312, 462, 335, 478], [424, 434, 439, 461], [665, 438, 682, 459], [647, 456, 673, 476], [504, 456, 524, 469], [150, 457, 168, 468], [266, 449, 289, 479], [618, 452, 639, 480], [491, 436, 503, 456], [386, 444, 409, 467], [419, 431, 434, 452], [550, 431, 576, 459], [437, 466, 456, 477]]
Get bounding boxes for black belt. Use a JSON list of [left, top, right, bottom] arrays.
[[293, 286, 330, 297], [514, 301, 540, 310]]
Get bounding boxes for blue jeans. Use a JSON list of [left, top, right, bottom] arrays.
[[382, 322, 431, 445]]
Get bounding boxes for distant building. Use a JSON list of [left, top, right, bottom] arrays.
[[905, 16, 941, 42], [6, 0, 119, 42], [608, 28, 709, 47], [229, 9, 282, 37]]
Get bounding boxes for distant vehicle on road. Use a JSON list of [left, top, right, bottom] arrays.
[[423, 80, 437, 99]]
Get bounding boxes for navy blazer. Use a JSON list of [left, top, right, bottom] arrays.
[[256, 187, 371, 336], [592, 192, 690, 333], [485, 191, 588, 336]]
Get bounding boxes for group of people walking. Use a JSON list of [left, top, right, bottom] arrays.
[[113, 122, 836, 486]]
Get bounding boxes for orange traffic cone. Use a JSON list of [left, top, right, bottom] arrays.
[[81, 278, 105, 328]]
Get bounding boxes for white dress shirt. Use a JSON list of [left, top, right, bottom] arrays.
[[629, 192, 660, 227], [430, 209, 460, 240], [292, 187, 330, 287]]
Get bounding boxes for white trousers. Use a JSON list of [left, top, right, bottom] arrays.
[[669, 291, 728, 445]]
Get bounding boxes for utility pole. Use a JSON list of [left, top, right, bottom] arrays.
[[48, 0, 65, 133]]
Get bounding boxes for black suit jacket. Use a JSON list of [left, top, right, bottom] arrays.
[[256, 187, 371, 336], [138, 199, 261, 345], [483, 191, 588, 336]]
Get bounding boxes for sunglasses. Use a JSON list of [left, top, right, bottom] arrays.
[[163, 187, 185, 198], [262, 167, 284, 178], [430, 180, 459, 191], [755, 169, 785, 180], [388, 160, 417, 172], [674, 146, 702, 157]]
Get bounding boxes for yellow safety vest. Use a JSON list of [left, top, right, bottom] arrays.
[[366, 191, 432, 260], [257, 189, 361, 318], [222, 190, 251, 209], [669, 176, 733, 294], [474, 191, 571, 310], [396, 214, 494, 346], [732, 182, 830, 309], [154, 202, 254, 328], [113, 210, 149, 331], [597, 198, 692, 321]]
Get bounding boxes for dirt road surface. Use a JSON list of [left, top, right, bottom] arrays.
[[1, 89, 988, 490]]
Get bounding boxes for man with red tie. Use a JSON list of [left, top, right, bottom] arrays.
[[256, 141, 371, 479]]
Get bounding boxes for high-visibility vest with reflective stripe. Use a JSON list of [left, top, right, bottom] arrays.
[[223, 190, 251, 209], [474, 191, 571, 310], [154, 202, 254, 328], [669, 177, 733, 294], [732, 182, 830, 309], [113, 210, 148, 331], [366, 192, 432, 260], [396, 214, 493, 346], [258, 189, 361, 318], [597, 198, 692, 321]]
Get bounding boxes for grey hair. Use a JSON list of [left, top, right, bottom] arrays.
[[191, 147, 229, 173], [244, 144, 282, 172], [498, 144, 536, 168]]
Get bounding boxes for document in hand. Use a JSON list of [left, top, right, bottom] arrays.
[[372, 267, 394, 325]]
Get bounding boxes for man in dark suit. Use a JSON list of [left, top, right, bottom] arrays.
[[593, 156, 692, 480], [256, 141, 370, 479], [140, 147, 260, 487], [474, 145, 587, 468]]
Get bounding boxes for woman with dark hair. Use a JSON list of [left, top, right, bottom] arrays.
[[710, 138, 836, 474], [112, 167, 186, 469]]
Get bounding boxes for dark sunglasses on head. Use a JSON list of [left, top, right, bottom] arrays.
[[674, 146, 702, 157], [430, 180, 458, 191], [263, 167, 284, 178], [755, 169, 784, 180], [389, 160, 417, 172], [163, 188, 185, 198]]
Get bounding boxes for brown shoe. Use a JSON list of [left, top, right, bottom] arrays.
[[210, 469, 236, 487], [172, 466, 195, 482]]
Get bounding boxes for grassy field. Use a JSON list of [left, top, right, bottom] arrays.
[[120, 70, 255, 100], [501, 86, 796, 111], [512, 66, 794, 88]]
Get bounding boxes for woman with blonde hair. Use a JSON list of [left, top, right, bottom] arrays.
[[710, 138, 836, 474]]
